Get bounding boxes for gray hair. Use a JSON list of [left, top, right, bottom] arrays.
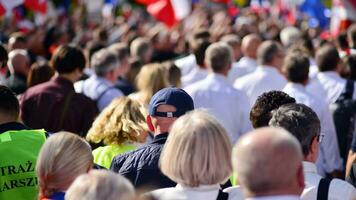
[[233, 127, 303, 196], [257, 41, 281, 66], [7, 49, 28, 73], [91, 48, 119, 76], [130, 37, 151, 58], [205, 42, 233, 72], [280, 26, 301, 48], [65, 170, 135, 200]]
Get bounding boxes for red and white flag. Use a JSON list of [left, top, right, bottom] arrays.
[[137, 0, 191, 28], [330, 0, 356, 37], [0, 0, 24, 16]]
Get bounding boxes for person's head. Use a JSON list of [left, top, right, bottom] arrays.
[[336, 31, 349, 51], [65, 170, 135, 200], [282, 52, 310, 85], [162, 61, 182, 88], [0, 44, 8, 69], [160, 110, 232, 187], [135, 63, 169, 105], [50, 45, 86, 82], [27, 61, 54, 87], [347, 24, 356, 49], [250, 91, 296, 128], [109, 42, 130, 75], [257, 40, 285, 70], [316, 44, 340, 72], [192, 39, 211, 68], [241, 33, 261, 59], [36, 132, 93, 199], [205, 42, 233, 75], [220, 34, 242, 61], [126, 57, 142, 86], [8, 32, 27, 51], [232, 127, 304, 197], [269, 103, 321, 162], [130, 37, 152, 64], [91, 48, 121, 82], [86, 96, 148, 145], [7, 49, 30, 76], [147, 87, 194, 134], [85, 40, 105, 68], [280, 26, 301, 48], [0, 85, 19, 124], [93, 27, 108, 44]]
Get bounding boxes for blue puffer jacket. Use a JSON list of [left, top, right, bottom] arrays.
[[110, 133, 176, 189]]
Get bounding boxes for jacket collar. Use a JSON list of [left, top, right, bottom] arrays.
[[0, 122, 30, 134], [152, 132, 169, 144]]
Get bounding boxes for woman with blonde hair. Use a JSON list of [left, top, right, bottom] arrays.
[[86, 96, 148, 169], [148, 110, 241, 200], [129, 63, 169, 106], [36, 132, 93, 200]]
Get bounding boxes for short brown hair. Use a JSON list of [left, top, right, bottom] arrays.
[[51, 45, 86, 74], [316, 44, 340, 72], [282, 52, 309, 83]]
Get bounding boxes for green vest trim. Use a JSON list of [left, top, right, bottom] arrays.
[[0, 129, 46, 200]]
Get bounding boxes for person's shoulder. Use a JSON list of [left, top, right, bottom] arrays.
[[148, 187, 179, 200], [330, 178, 356, 195], [223, 186, 245, 200]]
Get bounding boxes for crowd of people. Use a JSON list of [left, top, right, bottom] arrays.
[[1, 3, 356, 200]]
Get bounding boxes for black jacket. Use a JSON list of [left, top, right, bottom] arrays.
[[110, 133, 176, 189]]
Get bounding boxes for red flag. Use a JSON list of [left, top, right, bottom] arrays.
[[0, 3, 5, 16], [24, 0, 47, 14], [137, 0, 191, 28]]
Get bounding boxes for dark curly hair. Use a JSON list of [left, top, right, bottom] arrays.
[[250, 91, 296, 128]]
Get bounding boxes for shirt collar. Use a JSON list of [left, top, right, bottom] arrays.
[[256, 66, 281, 74], [302, 161, 318, 173], [52, 76, 75, 91], [240, 56, 257, 64], [285, 83, 306, 91], [176, 183, 220, 191], [0, 122, 30, 134], [246, 195, 300, 200], [207, 73, 229, 83], [319, 71, 342, 80], [92, 74, 114, 86]]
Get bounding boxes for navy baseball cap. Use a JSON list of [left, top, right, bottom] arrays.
[[148, 87, 194, 118]]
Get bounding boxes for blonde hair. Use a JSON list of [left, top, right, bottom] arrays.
[[86, 97, 148, 145], [135, 63, 169, 105], [36, 132, 93, 199], [65, 170, 135, 200], [160, 110, 232, 187]]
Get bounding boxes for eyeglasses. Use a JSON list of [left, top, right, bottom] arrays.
[[316, 134, 325, 143]]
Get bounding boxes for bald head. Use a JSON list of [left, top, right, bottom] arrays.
[[241, 34, 261, 59], [233, 127, 304, 197], [7, 49, 30, 76]]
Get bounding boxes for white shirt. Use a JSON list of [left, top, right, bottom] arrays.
[[228, 56, 258, 83], [150, 184, 243, 200], [307, 71, 356, 105], [283, 83, 343, 175], [234, 66, 287, 106], [301, 161, 356, 200], [74, 75, 123, 111], [175, 54, 196, 77], [181, 66, 208, 88], [185, 73, 252, 143]]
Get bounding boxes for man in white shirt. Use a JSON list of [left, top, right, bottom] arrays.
[[270, 103, 356, 200], [307, 44, 356, 105], [175, 29, 210, 76], [228, 34, 261, 83], [232, 127, 305, 200], [282, 51, 343, 177], [185, 42, 252, 144], [181, 40, 210, 88], [75, 48, 124, 111], [234, 40, 287, 106]]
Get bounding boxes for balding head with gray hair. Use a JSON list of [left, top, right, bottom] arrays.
[[233, 127, 304, 198], [7, 49, 29, 76], [91, 48, 119, 77], [205, 42, 233, 74], [280, 26, 301, 48], [257, 40, 284, 69]]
